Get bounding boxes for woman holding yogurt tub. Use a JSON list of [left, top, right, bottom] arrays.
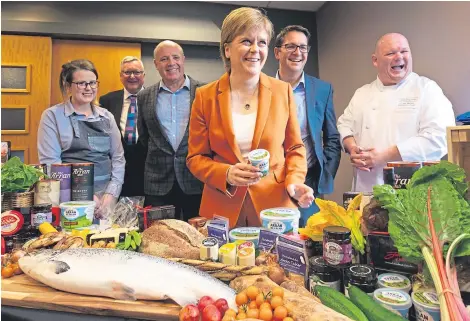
[[37, 59, 125, 219], [187, 7, 314, 228]]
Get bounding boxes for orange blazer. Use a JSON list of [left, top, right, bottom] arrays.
[[186, 72, 307, 227]]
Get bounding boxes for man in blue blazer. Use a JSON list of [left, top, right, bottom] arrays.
[[274, 25, 341, 226]]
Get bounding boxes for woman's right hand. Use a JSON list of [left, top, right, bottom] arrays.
[[227, 162, 262, 186]]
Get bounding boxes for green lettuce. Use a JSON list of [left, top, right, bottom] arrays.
[[373, 161, 470, 263], [1, 157, 46, 193]]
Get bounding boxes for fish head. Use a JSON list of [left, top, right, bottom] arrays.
[[19, 250, 68, 277]]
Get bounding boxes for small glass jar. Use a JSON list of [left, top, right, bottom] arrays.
[[305, 238, 323, 258], [323, 226, 352, 267], [309, 256, 341, 294], [30, 203, 53, 227], [344, 264, 377, 297]]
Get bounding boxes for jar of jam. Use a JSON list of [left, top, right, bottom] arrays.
[[305, 238, 323, 258], [323, 226, 352, 267], [309, 256, 341, 293], [344, 264, 377, 297], [30, 203, 53, 227]]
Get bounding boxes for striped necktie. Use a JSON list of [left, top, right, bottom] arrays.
[[124, 95, 137, 145]]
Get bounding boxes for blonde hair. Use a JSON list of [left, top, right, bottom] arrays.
[[120, 56, 144, 71], [220, 7, 274, 72]]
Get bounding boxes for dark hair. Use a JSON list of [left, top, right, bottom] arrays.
[[274, 25, 311, 48], [59, 59, 99, 99]]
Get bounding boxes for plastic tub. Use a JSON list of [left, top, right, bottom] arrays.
[[260, 207, 300, 234], [229, 227, 260, 248], [412, 290, 441, 321], [373, 288, 412, 318], [60, 201, 95, 230], [378, 273, 412, 292], [248, 149, 270, 177]]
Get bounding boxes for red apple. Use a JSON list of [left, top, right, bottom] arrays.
[[179, 304, 199, 321], [214, 298, 229, 315], [202, 304, 222, 321], [197, 295, 215, 314]]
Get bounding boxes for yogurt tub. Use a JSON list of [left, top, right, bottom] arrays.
[[412, 290, 441, 321], [248, 149, 270, 177], [60, 201, 95, 230], [378, 273, 412, 292], [373, 288, 412, 318], [229, 227, 260, 248], [260, 207, 300, 234]]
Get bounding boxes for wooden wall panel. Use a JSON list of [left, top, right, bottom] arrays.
[[51, 40, 141, 106], [1, 35, 52, 164]]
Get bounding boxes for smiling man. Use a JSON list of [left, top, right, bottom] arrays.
[[137, 40, 203, 221], [100, 56, 146, 196], [337, 33, 455, 192], [274, 25, 341, 225]]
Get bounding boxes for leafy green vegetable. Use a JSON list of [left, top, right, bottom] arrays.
[[373, 161, 470, 262], [1, 157, 47, 193]]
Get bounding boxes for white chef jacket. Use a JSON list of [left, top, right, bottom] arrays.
[[337, 72, 455, 192]]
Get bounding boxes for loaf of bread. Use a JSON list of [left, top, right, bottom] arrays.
[[140, 219, 205, 259]]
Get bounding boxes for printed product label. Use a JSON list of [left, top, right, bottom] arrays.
[[309, 275, 340, 293], [324, 242, 344, 265], [277, 244, 307, 275], [416, 307, 438, 321], [1, 210, 24, 236], [31, 211, 53, 226], [377, 291, 408, 304], [381, 274, 410, 288], [208, 224, 228, 247], [61, 205, 94, 229], [51, 167, 72, 203], [258, 229, 279, 253], [267, 220, 287, 234]]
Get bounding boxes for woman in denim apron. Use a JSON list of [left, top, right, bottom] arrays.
[[38, 59, 125, 218]]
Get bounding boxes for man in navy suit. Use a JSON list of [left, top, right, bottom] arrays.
[[100, 56, 146, 197], [274, 25, 341, 226]]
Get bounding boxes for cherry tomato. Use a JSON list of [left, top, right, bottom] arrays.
[[202, 304, 222, 321], [259, 308, 273, 321], [214, 298, 229, 316], [248, 301, 258, 310], [235, 292, 248, 306], [222, 316, 235, 321], [198, 296, 215, 314], [272, 287, 284, 298], [2, 266, 14, 278], [246, 308, 260, 319], [256, 293, 266, 307], [179, 304, 199, 321], [245, 285, 259, 301], [270, 296, 284, 309], [283, 317, 294, 321], [10, 263, 22, 275], [273, 306, 288, 320], [259, 302, 271, 311], [224, 309, 237, 318], [236, 312, 246, 320]]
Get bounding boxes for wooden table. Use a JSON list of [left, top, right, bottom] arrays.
[[1, 274, 180, 320]]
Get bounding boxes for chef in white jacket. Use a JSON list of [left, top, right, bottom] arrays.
[[337, 33, 455, 192]]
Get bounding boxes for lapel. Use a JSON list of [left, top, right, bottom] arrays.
[[305, 74, 317, 137], [112, 90, 125, 134], [251, 73, 271, 150]]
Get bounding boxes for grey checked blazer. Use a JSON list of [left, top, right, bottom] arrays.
[[137, 76, 204, 196]]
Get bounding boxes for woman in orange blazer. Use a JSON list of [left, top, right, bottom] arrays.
[[187, 7, 314, 228]]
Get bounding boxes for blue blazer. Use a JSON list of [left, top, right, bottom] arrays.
[[304, 74, 341, 195]]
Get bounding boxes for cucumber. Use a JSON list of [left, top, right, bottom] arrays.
[[314, 285, 369, 321], [348, 285, 408, 321]]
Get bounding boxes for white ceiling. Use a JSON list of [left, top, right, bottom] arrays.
[[203, 1, 326, 12]]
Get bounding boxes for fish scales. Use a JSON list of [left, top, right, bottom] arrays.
[[19, 248, 236, 309]]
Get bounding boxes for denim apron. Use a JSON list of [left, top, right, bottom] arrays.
[[62, 114, 112, 194]]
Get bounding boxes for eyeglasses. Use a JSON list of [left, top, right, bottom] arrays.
[[277, 44, 311, 53], [71, 81, 99, 89], [122, 71, 144, 76]]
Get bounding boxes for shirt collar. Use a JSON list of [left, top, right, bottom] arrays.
[[64, 98, 105, 118], [375, 72, 414, 91], [159, 75, 190, 93], [124, 87, 143, 100], [275, 70, 305, 90]]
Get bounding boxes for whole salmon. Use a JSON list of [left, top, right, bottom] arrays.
[[19, 248, 236, 309]]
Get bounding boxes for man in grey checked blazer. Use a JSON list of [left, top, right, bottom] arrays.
[[137, 40, 203, 221]]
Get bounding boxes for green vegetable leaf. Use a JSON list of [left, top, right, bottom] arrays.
[[1, 157, 47, 192]]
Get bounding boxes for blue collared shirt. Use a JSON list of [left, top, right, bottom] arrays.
[[156, 75, 191, 151], [276, 71, 315, 168], [37, 100, 125, 197]]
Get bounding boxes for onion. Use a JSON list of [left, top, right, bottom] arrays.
[[268, 265, 287, 285], [11, 250, 26, 263]]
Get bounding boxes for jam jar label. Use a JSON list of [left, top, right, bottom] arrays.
[[309, 275, 341, 293], [31, 211, 53, 227], [324, 241, 352, 265]]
